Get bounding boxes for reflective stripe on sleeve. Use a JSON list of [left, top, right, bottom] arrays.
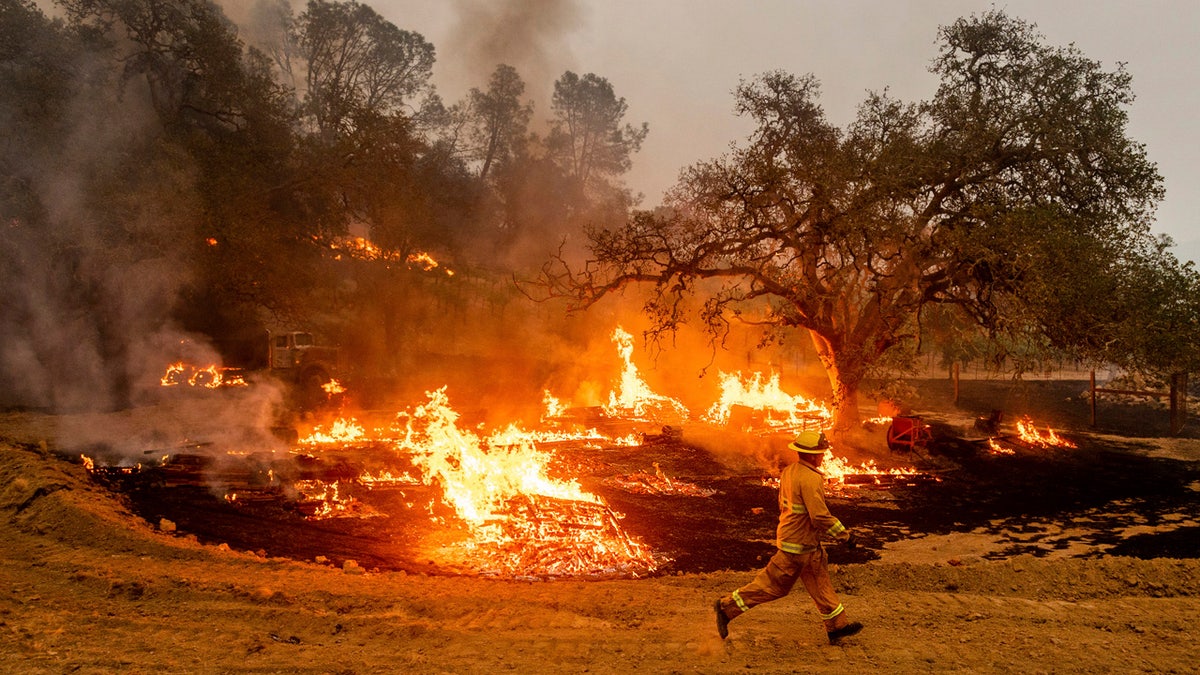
[[820, 604, 845, 621], [827, 521, 846, 537]]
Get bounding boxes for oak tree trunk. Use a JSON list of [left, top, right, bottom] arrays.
[[809, 329, 864, 437]]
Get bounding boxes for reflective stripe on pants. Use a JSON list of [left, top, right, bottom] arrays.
[[719, 546, 842, 622]]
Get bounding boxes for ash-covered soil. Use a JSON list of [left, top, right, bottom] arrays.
[[2, 379, 1198, 673], [63, 390, 1200, 576]]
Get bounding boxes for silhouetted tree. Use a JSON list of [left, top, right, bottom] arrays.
[[546, 70, 648, 195], [294, 0, 435, 139], [463, 64, 533, 183]]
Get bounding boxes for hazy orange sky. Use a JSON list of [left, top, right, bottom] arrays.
[[378, 0, 1199, 263]]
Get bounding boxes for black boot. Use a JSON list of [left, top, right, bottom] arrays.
[[827, 621, 863, 644], [713, 599, 731, 640]]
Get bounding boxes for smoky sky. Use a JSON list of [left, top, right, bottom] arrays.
[[442, 0, 582, 110], [368, 0, 1200, 264]]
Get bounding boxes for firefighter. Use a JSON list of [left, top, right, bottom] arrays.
[[714, 429, 864, 645]]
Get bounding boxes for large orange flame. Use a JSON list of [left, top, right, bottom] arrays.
[[400, 389, 599, 523], [601, 327, 688, 421], [703, 371, 832, 431]]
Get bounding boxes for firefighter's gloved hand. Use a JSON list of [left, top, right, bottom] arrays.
[[844, 533, 858, 550]]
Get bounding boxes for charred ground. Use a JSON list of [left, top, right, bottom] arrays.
[[71, 379, 1200, 577]]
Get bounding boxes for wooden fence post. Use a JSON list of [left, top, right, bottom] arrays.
[[1170, 372, 1188, 436], [1090, 370, 1097, 427], [1092, 370, 1189, 434]]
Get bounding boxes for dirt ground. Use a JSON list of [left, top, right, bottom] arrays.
[[2, 380, 1198, 674]]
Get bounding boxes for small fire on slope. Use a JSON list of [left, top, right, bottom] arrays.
[[324, 236, 455, 275]]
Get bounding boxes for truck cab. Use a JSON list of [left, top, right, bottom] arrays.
[[267, 331, 341, 410], [269, 331, 317, 370]]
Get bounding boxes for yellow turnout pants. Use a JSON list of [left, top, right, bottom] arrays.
[[719, 546, 844, 623]]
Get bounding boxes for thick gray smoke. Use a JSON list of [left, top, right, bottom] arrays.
[[0, 14, 285, 459], [1, 183, 287, 456], [444, 0, 582, 106], [0, 64, 187, 412]]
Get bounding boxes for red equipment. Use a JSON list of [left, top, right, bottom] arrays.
[[886, 415, 931, 454]]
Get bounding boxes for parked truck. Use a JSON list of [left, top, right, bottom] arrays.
[[265, 330, 341, 410], [163, 330, 343, 415]]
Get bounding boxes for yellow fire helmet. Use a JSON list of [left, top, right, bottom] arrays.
[[788, 430, 829, 454]]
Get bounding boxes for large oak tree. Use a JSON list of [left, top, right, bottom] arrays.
[[541, 11, 1177, 432]]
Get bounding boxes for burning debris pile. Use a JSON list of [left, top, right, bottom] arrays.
[[601, 327, 689, 423], [703, 371, 832, 433], [394, 388, 659, 578], [292, 479, 382, 519], [160, 362, 247, 388], [762, 451, 934, 496], [820, 454, 938, 496], [440, 494, 652, 578], [984, 416, 1078, 455]]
